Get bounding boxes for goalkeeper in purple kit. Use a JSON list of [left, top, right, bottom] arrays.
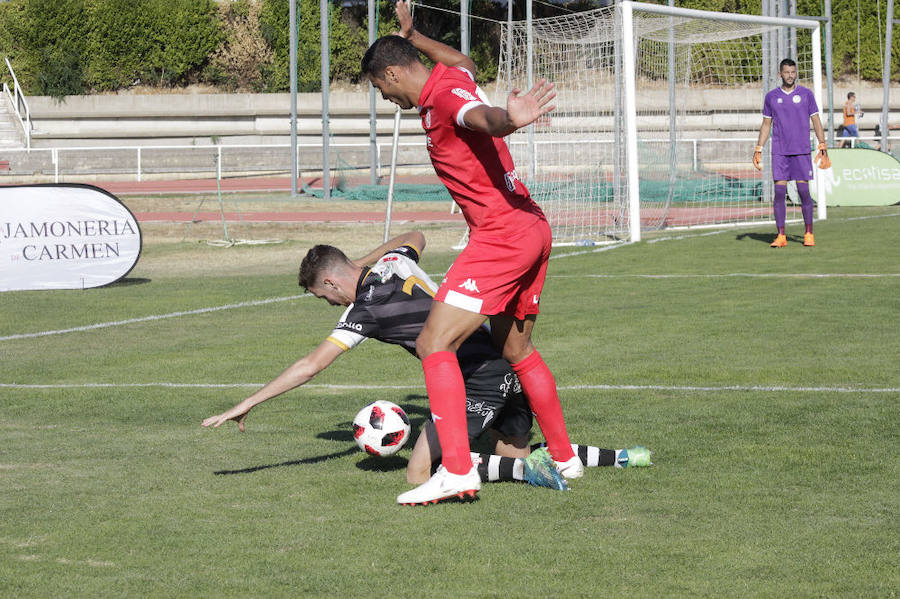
[[753, 58, 828, 248]]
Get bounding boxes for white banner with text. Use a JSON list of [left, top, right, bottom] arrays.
[[1, 184, 142, 291]]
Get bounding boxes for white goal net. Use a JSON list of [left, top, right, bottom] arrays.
[[498, 1, 822, 244]]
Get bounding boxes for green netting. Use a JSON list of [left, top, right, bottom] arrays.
[[639, 175, 762, 204], [529, 175, 761, 205], [304, 176, 761, 206], [302, 182, 453, 202]]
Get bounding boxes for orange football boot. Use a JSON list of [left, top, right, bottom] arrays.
[[770, 234, 787, 248], [803, 232, 815, 246]]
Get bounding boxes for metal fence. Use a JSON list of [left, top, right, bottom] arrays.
[[0, 135, 896, 185]]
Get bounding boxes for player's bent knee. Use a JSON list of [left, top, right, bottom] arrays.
[[415, 329, 456, 359], [502, 340, 537, 366]]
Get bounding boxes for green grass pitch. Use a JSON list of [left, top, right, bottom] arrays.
[[1, 206, 898, 597]]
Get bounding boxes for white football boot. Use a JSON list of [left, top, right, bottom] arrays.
[[397, 465, 481, 505], [554, 455, 585, 480]]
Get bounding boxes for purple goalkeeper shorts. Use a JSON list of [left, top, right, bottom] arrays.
[[772, 153, 814, 182]]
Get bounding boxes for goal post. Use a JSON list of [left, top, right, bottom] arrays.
[[498, 2, 824, 244]]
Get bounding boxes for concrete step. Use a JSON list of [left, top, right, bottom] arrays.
[[0, 98, 25, 148]]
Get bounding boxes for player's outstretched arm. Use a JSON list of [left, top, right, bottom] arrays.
[[394, 1, 475, 75], [351, 230, 426, 267], [201, 340, 345, 431], [463, 79, 557, 138]]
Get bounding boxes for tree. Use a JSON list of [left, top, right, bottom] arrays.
[[259, 0, 366, 92], [206, 0, 274, 91], [0, 0, 90, 97]]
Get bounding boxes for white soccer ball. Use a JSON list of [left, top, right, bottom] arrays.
[[352, 400, 411, 457]]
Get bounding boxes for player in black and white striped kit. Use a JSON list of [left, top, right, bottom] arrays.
[[202, 232, 650, 488]]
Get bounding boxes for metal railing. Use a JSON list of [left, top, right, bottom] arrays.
[[3, 57, 31, 149], [0, 136, 896, 184]]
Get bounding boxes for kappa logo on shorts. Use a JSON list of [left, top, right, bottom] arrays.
[[533, 294, 540, 304], [424, 109, 432, 128], [458, 278, 480, 293]]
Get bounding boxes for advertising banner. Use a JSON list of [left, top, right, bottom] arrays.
[[1, 184, 142, 291], [812, 148, 900, 206]]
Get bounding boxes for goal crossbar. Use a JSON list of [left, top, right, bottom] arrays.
[[624, 1, 822, 29]]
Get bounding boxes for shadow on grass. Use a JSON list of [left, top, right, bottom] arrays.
[[735, 232, 804, 245], [108, 277, 152, 287], [356, 454, 408, 472], [213, 447, 358, 475], [214, 395, 430, 476]]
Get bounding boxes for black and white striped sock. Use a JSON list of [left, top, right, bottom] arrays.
[[470, 452, 524, 483], [531, 443, 623, 467]]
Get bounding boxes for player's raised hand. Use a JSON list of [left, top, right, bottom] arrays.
[[394, 0, 414, 39], [506, 79, 556, 131], [753, 145, 763, 171]]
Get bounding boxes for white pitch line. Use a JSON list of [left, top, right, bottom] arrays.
[[1, 382, 897, 394], [0, 294, 310, 342], [5, 211, 899, 342], [561, 384, 900, 394], [550, 211, 900, 260], [554, 273, 900, 279], [844, 211, 900, 222], [4, 269, 897, 342], [0, 382, 415, 390]]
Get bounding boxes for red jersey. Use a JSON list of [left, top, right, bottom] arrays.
[[417, 63, 546, 236]]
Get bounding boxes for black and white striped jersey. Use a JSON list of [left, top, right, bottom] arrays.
[[325, 244, 500, 372]]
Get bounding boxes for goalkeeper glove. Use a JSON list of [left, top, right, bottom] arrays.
[[815, 142, 831, 170], [753, 146, 763, 171]]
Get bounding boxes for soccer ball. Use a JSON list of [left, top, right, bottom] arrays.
[[352, 400, 411, 457]]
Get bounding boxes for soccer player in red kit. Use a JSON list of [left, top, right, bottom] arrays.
[[362, 0, 580, 505]]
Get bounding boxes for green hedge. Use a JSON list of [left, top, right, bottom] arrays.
[[0, 0, 221, 95], [0, 0, 90, 97], [258, 0, 367, 92]]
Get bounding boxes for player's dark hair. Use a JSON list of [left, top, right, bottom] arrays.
[[361, 35, 421, 79], [779, 58, 796, 70], [298, 245, 351, 290], [847, 91, 855, 99]]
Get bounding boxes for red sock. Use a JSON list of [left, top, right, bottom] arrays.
[[422, 351, 471, 475], [511, 351, 576, 463]]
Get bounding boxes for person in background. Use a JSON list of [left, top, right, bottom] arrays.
[[840, 91, 862, 148]]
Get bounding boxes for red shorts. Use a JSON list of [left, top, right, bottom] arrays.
[[435, 219, 551, 319]]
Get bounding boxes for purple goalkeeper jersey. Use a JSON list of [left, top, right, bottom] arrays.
[[762, 85, 819, 156]]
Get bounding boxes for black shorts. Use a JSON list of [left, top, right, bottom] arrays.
[[461, 358, 532, 440]]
